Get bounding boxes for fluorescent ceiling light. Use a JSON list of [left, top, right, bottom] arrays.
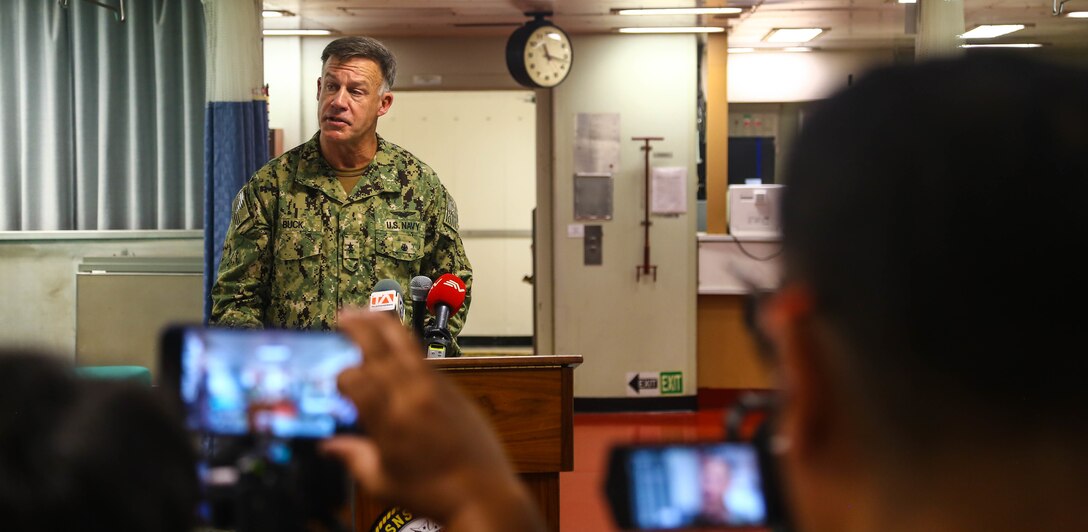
[[617, 7, 743, 16], [728, 47, 755, 53], [765, 28, 824, 43], [619, 26, 726, 34], [1067, 11, 1088, 18], [960, 24, 1025, 39], [262, 9, 292, 17], [783, 46, 812, 52], [960, 43, 1042, 48], [898, 0, 917, 3], [262, 29, 334, 36]]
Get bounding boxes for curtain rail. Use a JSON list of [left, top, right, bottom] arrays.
[[59, 0, 126, 22]]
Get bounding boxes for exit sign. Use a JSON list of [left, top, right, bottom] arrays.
[[626, 371, 684, 396]]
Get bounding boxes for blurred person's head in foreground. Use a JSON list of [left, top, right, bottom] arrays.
[[0, 351, 198, 532], [764, 53, 1088, 532]]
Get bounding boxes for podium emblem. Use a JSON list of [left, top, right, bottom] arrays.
[[370, 507, 443, 532]]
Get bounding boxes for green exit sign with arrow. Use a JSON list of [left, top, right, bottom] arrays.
[[626, 372, 683, 396]]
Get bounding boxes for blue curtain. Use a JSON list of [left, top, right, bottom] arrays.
[[200, 0, 266, 322], [203, 100, 268, 321]]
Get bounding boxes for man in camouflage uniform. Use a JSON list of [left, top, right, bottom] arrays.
[[210, 36, 472, 352]]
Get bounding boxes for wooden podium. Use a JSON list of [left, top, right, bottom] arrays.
[[353, 355, 583, 532]]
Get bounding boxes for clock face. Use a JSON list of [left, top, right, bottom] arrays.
[[521, 24, 572, 88]]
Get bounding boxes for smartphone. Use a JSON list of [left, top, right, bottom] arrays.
[[605, 441, 770, 530], [160, 325, 363, 439]]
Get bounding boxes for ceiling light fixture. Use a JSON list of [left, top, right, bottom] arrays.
[[618, 26, 726, 34], [959, 24, 1025, 39], [1066, 11, 1088, 18], [728, 47, 756, 53], [262, 29, 335, 36], [783, 46, 813, 52], [616, 7, 743, 16], [897, 0, 917, 3], [960, 43, 1042, 48], [262, 9, 293, 18], [764, 28, 824, 43]]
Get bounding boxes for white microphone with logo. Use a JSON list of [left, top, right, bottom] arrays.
[[368, 278, 405, 324]]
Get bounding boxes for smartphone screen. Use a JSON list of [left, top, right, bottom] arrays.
[[174, 327, 362, 439], [607, 442, 768, 530]]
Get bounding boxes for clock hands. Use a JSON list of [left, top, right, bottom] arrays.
[[541, 44, 570, 64]]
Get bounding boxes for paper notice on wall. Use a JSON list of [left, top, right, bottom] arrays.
[[574, 113, 621, 175], [651, 166, 687, 214]]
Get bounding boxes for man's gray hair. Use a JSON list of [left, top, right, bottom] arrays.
[[320, 36, 397, 92]]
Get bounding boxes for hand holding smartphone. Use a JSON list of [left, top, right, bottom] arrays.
[[159, 325, 363, 532], [605, 441, 771, 530], [161, 326, 362, 439]]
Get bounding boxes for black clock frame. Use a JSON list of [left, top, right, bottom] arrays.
[[505, 16, 573, 89]]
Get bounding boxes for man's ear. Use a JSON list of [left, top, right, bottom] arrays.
[[316, 77, 322, 101], [762, 283, 834, 462], [377, 92, 394, 118]]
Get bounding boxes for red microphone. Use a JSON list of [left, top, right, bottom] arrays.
[[426, 274, 467, 316], [423, 274, 467, 358]]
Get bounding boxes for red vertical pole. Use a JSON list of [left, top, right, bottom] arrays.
[[632, 137, 663, 281]]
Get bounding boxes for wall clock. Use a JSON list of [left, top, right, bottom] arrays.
[[506, 14, 573, 88]]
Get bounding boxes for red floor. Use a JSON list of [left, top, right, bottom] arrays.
[[560, 409, 763, 532]]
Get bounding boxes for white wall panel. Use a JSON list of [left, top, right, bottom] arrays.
[[381, 91, 536, 230], [263, 37, 304, 149], [459, 237, 534, 336]]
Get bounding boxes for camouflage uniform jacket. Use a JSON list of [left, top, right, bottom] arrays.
[[210, 133, 472, 342]]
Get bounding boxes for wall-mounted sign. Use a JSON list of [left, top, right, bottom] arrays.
[[626, 371, 683, 397]]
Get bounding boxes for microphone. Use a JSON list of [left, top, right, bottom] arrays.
[[368, 278, 405, 324], [409, 276, 433, 342], [423, 274, 467, 358]]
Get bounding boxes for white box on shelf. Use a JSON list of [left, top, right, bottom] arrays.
[[727, 184, 785, 238]]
